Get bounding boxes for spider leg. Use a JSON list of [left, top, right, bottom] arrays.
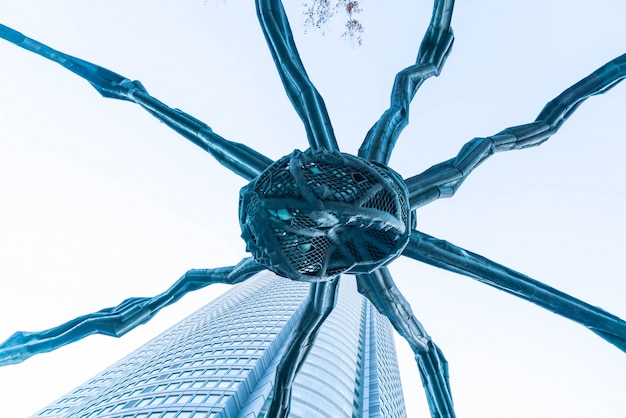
[[267, 278, 340, 418], [357, 268, 455, 418], [0, 23, 271, 181], [406, 52, 626, 209], [0, 258, 265, 366], [403, 230, 626, 352], [358, 0, 455, 164], [255, 0, 338, 151]]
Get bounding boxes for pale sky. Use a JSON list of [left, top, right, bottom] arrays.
[[1, 1, 625, 417]]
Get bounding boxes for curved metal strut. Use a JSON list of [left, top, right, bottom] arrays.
[[0, 258, 265, 366]]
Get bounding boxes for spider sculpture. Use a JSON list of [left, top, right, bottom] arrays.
[[1, 1, 625, 417]]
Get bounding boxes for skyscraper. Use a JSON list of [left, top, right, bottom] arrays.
[[32, 272, 406, 418]]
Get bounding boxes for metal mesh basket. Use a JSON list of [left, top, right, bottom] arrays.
[[239, 149, 410, 281]]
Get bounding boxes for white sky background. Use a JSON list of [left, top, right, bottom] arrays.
[[0, 0, 625, 416]]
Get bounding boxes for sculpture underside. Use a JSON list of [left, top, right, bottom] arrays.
[[1, 1, 625, 417]]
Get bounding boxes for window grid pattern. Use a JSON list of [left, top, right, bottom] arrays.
[[289, 278, 365, 418], [34, 274, 309, 418], [33, 275, 406, 418], [371, 305, 406, 418]]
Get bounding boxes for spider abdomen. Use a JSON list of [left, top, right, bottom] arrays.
[[239, 148, 411, 281]]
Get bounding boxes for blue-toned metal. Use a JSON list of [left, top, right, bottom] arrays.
[[405, 52, 626, 209], [269, 279, 340, 418], [1, 0, 626, 417], [0, 257, 265, 367], [357, 267, 453, 418], [402, 231, 626, 351], [358, 0, 454, 164], [239, 148, 411, 281], [0, 24, 272, 181], [256, 0, 339, 152]]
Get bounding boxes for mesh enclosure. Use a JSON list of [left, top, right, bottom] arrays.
[[239, 149, 411, 281]]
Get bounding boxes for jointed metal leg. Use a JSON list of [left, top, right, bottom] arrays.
[[406, 52, 626, 209], [403, 231, 626, 352], [357, 268, 454, 418], [0, 23, 272, 181], [255, 0, 338, 151], [358, 0, 455, 164], [0, 258, 266, 366], [267, 278, 340, 418]]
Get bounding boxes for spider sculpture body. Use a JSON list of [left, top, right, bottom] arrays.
[[239, 148, 412, 281], [1, 1, 625, 417]]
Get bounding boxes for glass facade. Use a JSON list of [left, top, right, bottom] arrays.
[[33, 273, 406, 418]]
